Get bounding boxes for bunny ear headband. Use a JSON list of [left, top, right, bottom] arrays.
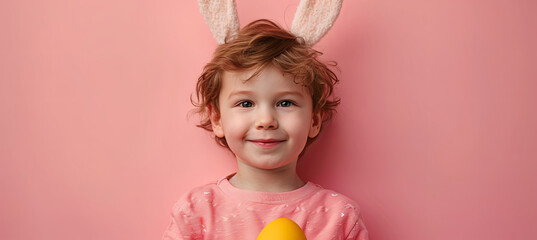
[[198, 0, 343, 45]]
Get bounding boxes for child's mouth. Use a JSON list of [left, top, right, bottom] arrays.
[[249, 139, 285, 148]]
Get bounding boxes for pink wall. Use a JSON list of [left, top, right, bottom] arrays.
[[1, 0, 536, 239]]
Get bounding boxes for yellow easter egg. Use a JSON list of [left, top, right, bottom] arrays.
[[256, 218, 307, 240]]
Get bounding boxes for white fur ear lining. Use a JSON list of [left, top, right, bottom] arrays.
[[198, 0, 342, 46], [198, 0, 240, 44], [291, 0, 343, 45]]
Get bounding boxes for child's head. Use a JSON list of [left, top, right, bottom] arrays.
[[193, 19, 340, 156]]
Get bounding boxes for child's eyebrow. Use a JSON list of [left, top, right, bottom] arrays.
[[227, 90, 253, 98], [275, 91, 306, 98], [227, 90, 305, 98]]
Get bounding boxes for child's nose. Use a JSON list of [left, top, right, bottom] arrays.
[[255, 108, 278, 130]]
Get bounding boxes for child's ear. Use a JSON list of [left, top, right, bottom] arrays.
[[308, 112, 322, 138], [209, 105, 225, 138]]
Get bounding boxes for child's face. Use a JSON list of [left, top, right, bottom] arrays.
[[211, 65, 321, 171]]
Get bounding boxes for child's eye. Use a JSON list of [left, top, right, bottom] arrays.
[[237, 101, 253, 108], [278, 100, 294, 107]]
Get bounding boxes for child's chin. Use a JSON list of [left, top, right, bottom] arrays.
[[253, 160, 296, 170]]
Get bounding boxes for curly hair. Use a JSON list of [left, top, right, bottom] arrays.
[[193, 19, 340, 150]]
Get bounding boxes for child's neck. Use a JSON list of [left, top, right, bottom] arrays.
[[229, 162, 305, 193]]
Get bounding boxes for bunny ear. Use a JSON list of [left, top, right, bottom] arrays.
[[198, 0, 240, 44], [290, 0, 343, 45]]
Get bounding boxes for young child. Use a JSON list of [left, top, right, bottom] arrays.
[[163, 1, 368, 239]]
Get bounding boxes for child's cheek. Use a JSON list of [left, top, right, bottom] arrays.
[[283, 112, 312, 137], [223, 115, 249, 138]]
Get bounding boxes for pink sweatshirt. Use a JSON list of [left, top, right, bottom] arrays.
[[162, 177, 368, 240]]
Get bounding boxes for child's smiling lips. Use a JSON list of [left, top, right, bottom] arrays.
[[248, 139, 286, 148]]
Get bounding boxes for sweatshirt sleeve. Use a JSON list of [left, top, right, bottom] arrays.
[[162, 216, 185, 240], [346, 212, 369, 240], [162, 197, 204, 240]]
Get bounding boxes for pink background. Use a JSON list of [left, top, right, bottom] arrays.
[[1, 0, 536, 239]]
